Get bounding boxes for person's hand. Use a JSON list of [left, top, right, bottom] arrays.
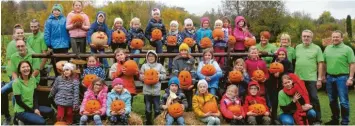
[[236, 115, 243, 120], [302, 105, 311, 111], [316, 80, 322, 89], [122, 67, 126, 74], [322, 75, 327, 83], [181, 104, 185, 110], [95, 111, 101, 115], [119, 109, 125, 115], [188, 85, 194, 90], [211, 112, 220, 117], [162, 105, 168, 110], [204, 112, 211, 117], [161, 37, 164, 40], [111, 111, 118, 116], [247, 111, 257, 116], [34, 109, 42, 116], [141, 75, 144, 80], [83, 111, 90, 115], [293, 92, 301, 102], [264, 112, 270, 116], [90, 44, 97, 48], [274, 72, 280, 77], [205, 77, 211, 81], [346, 78, 353, 86], [262, 77, 267, 83], [150, 38, 153, 41]]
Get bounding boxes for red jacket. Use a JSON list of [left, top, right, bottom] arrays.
[[220, 94, 245, 119], [243, 81, 269, 113], [245, 58, 269, 95]]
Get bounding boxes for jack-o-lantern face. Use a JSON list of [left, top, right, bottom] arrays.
[[110, 97, 125, 112], [228, 105, 242, 116], [151, 29, 162, 41], [123, 60, 138, 76], [248, 104, 266, 115], [56, 61, 68, 74], [201, 64, 216, 76], [130, 39, 144, 49], [212, 29, 224, 40], [178, 70, 193, 90], [269, 62, 284, 73], [167, 36, 177, 45], [168, 103, 184, 118], [183, 37, 195, 47], [228, 35, 236, 45], [228, 70, 243, 83], [200, 37, 212, 48], [202, 101, 218, 113], [144, 69, 159, 85], [112, 30, 126, 43], [71, 14, 84, 24], [252, 70, 265, 82], [83, 74, 98, 88], [244, 37, 256, 48], [91, 32, 108, 49], [85, 100, 101, 113]]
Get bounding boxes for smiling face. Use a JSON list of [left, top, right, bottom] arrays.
[[202, 21, 209, 28], [301, 31, 313, 45], [147, 53, 156, 63], [63, 69, 72, 77], [277, 51, 286, 61], [114, 21, 123, 29], [249, 50, 259, 59], [114, 84, 123, 93], [180, 50, 188, 58], [226, 86, 238, 98], [98, 15, 104, 23], [215, 23, 222, 29], [52, 9, 61, 18], [170, 24, 177, 32], [19, 62, 31, 76], [260, 35, 268, 44], [73, 1, 82, 13], [249, 85, 258, 95], [238, 20, 245, 27], [30, 22, 39, 34], [115, 51, 126, 62], [198, 84, 208, 94], [280, 37, 289, 47], [185, 23, 192, 30], [87, 56, 97, 67], [14, 28, 24, 40], [234, 62, 244, 71], [282, 78, 293, 89], [16, 40, 27, 55], [132, 22, 140, 29], [332, 32, 343, 45], [153, 13, 160, 20], [203, 52, 212, 62], [93, 81, 103, 94]]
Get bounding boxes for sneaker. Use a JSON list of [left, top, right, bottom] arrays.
[[2, 116, 12, 125], [325, 120, 339, 125]]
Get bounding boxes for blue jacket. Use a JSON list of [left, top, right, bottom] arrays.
[[44, 13, 70, 49], [144, 18, 167, 41], [106, 89, 132, 116], [196, 60, 223, 88], [195, 28, 212, 46], [165, 31, 183, 46], [180, 28, 196, 41], [127, 27, 146, 46], [87, 11, 111, 45]]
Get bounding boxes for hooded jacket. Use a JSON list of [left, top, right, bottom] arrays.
[[220, 94, 246, 119], [87, 11, 111, 45], [196, 27, 212, 46], [243, 81, 269, 114], [232, 16, 254, 51], [197, 59, 223, 89], [66, 11, 90, 38], [192, 92, 220, 118], [106, 88, 132, 116], [80, 85, 108, 115], [145, 18, 167, 41], [140, 50, 167, 96]]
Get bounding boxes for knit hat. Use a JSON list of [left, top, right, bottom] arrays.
[[52, 4, 64, 13], [275, 47, 288, 60], [179, 43, 189, 52], [200, 17, 210, 24], [63, 62, 75, 71], [214, 19, 223, 27], [151, 8, 160, 16], [197, 79, 208, 88], [170, 20, 179, 28], [112, 78, 124, 88], [168, 76, 180, 88], [114, 17, 123, 24], [184, 18, 193, 26]]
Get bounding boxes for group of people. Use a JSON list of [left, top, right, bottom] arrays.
[[1, 1, 354, 125]]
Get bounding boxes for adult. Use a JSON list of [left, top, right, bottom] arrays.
[[256, 31, 277, 67], [278, 33, 296, 65], [323, 30, 355, 125], [294, 29, 324, 124]]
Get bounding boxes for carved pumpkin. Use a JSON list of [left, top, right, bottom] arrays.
[[54, 121, 67, 126], [56, 61, 68, 74], [202, 101, 218, 113], [228, 35, 236, 45], [112, 30, 126, 43], [71, 14, 84, 24], [123, 60, 138, 76], [178, 71, 193, 90], [244, 37, 256, 48], [144, 69, 159, 85], [201, 64, 216, 76], [228, 70, 243, 83], [212, 29, 224, 40], [151, 29, 162, 41], [167, 36, 177, 45], [85, 100, 101, 113], [83, 74, 98, 88], [228, 105, 242, 116], [110, 97, 125, 112], [168, 103, 184, 118], [252, 70, 265, 82], [183, 37, 195, 47], [248, 104, 267, 115], [200, 37, 212, 48], [269, 62, 284, 73], [130, 39, 144, 49], [91, 32, 108, 49]]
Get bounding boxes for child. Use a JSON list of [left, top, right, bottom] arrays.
[[161, 77, 188, 125], [180, 18, 196, 52], [196, 17, 212, 53], [196, 48, 222, 96], [127, 17, 146, 64], [79, 78, 108, 125], [192, 80, 221, 125], [145, 8, 166, 64], [49, 63, 80, 124], [232, 16, 254, 52], [213, 19, 228, 68], [222, 17, 232, 36], [111, 17, 129, 51], [229, 58, 250, 98], [243, 81, 271, 125], [139, 50, 167, 125], [87, 11, 111, 67], [106, 78, 132, 125], [166, 20, 183, 73], [66, 1, 90, 54], [172, 43, 196, 111], [82, 55, 106, 79], [256, 31, 277, 67], [220, 85, 245, 125]]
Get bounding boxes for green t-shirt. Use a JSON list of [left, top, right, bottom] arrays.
[[277, 46, 296, 62], [26, 32, 47, 54], [324, 42, 355, 75], [12, 77, 37, 113], [278, 90, 293, 115], [256, 43, 277, 67], [5, 40, 33, 77], [295, 43, 324, 81], [9, 50, 40, 82]]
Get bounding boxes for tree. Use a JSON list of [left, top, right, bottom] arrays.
[[346, 15, 352, 40], [317, 11, 335, 24]]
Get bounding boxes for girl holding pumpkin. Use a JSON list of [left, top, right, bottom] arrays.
[[106, 78, 132, 125], [49, 62, 80, 124], [111, 17, 129, 51], [79, 78, 108, 125], [228, 58, 250, 98], [196, 48, 223, 96], [220, 85, 245, 125], [232, 16, 255, 52], [165, 20, 183, 73], [196, 17, 213, 53], [180, 18, 196, 53], [82, 55, 106, 80], [127, 17, 146, 64], [213, 19, 228, 68], [160, 77, 188, 125], [139, 50, 167, 125], [192, 80, 221, 125]]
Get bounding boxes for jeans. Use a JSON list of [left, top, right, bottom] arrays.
[[201, 116, 220, 125], [109, 114, 128, 125], [15, 106, 54, 125], [166, 113, 184, 125], [131, 49, 141, 65], [279, 109, 316, 125], [144, 95, 161, 124], [80, 115, 102, 125], [1, 81, 13, 117], [209, 88, 217, 96], [90, 48, 109, 68], [70, 37, 87, 54], [304, 80, 321, 122], [326, 75, 350, 124]]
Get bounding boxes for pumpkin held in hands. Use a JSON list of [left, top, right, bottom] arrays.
[[248, 104, 266, 115], [83, 74, 98, 88], [168, 103, 184, 118], [228, 70, 243, 83], [228, 35, 236, 45], [151, 29, 162, 41], [227, 105, 242, 116], [123, 60, 139, 76], [252, 70, 265, 82], [91, 32, 108, 49], [130, 39, 144, 49], [200, 37, 212, 48], [144, 69, 159, 85], [111, 97, 125, 112], [112, 30, 126, 43], [85, 100, 101, 113], [71, 14, 84, 24], [167, 36, 177, 45], [244, 37, 256, 48], [56, 61, 68, 74], [178, 71, 193, 90], [183, 37, 195, 47], [269, 62, 284, 73], [202, 101, 218, 113], [212, 29, 224, 40], [201, 64, 216, 76]]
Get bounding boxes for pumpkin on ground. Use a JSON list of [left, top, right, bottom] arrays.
[[183, 37, 195, 47], [123, 60, 138, 76], [91, 32, 108, 49], [201, 64, 216, 76], [144, 69, 159, 85], [228, 35, 236, 45], [248, 104, 267, 115], [200, 37, 212, 48], [85, 100, 101, 113], [56, 61, 68, 74], [168, 103, 184, 118], [167, 36, 177, 45], [83, 74, 98, 88], [252, 70, 265, 82], [130, 39, 144, 49], [269, 62, 284, 73], [110, 97, 125, 112], [151, 29, 162, 41], [228, 70, 243, 83], [112, 30, 126, 43], [228, 105, 242, 116], [244, 37, 256, 48], [178, 71, 193, 90], [202, 101, 218, 113], [212, 29, 224, 40]]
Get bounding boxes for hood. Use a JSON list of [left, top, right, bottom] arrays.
[[247, 81, 260, 96], [168, 76, 180, 88], [96, 11, 106, 24], [234, 16, 246, 28], [52, 4, 64, 14], [275, 47, 288, 62], [146, 50, 158, 64]]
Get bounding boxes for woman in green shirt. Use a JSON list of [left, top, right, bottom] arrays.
[[278, 33, 295, 66]]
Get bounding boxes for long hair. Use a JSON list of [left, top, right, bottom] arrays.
[[17, 61, 33, 79]]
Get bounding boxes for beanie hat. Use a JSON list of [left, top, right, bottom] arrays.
[[168, 76, 180, 88], [63, 62, 75, 71], [114, 17, 123, 24], [200, 17, 210, 24], [179, 43, 189, 52], [184, 18, 193, 26], [170, 20, 179, 28], [52, 4, 64, 13], [276, 47, 288, 60], [214, 19, 223, 27], [197, 79, 208, 88], [151, 8, 161, 16], [112, 78, 124, 88]]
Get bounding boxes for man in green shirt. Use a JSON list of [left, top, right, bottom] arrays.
[[323, 31, 355, 125], [295, 29, 324, 124], [256, 31, 277, 67], [26, 19, 48, 71]]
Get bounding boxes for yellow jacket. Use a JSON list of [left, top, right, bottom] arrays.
[[192, 93, 220, 117]]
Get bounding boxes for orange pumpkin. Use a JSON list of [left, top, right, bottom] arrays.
[[227, 105, 242, 116], [168, 103, 184, 118], [54, 121, 67, 126], [91, 31, 108, 49], [248, 104, 267, 115], [212, 29, 224, 40], [228, 70, 243, 83], [85, 100, 101, 113], [202, 101, 218, 113], [83, 74, 98, 88], [201, 64, 216, 76], [244, 37, 256, 48], [151, 29, 162, 41], [110, 97, 125, 112], [228, 35, 236, 45], [123, 60, 138, 76], [144, 69, 159, 85], [269, 62, 284, 73], [56, 61, 68, 74], [178, 71, 193, 90], [112, 30, 126, 43], [200, 37, 212, 48], [71, 14, 84, 24], [167, 36, 177, 45], [130, 39, 144, 49], [252, 70, 265, 82], [183, 37, 195, 47]]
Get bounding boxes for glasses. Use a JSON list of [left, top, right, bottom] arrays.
[[302, 35, 312, 38]]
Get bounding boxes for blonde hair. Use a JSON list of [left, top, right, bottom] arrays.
[[72, 1, 83, 7], [130, 17, 141, 27], [235, 58, 245, 67], [280, 33, 291, 46], [281, 74, 291, 81], [226, 85, 238, 93], [202, 48, 214, 59], [114, 48, 126, 54], [214, 19, 223, 28]]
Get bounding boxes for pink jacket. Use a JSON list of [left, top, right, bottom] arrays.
[[66, 11, 90, 38], [245, 58, 269, 79], [233, 16, 254, 51], [80, 85, 108, 115], [220, 94, 245, 119]]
